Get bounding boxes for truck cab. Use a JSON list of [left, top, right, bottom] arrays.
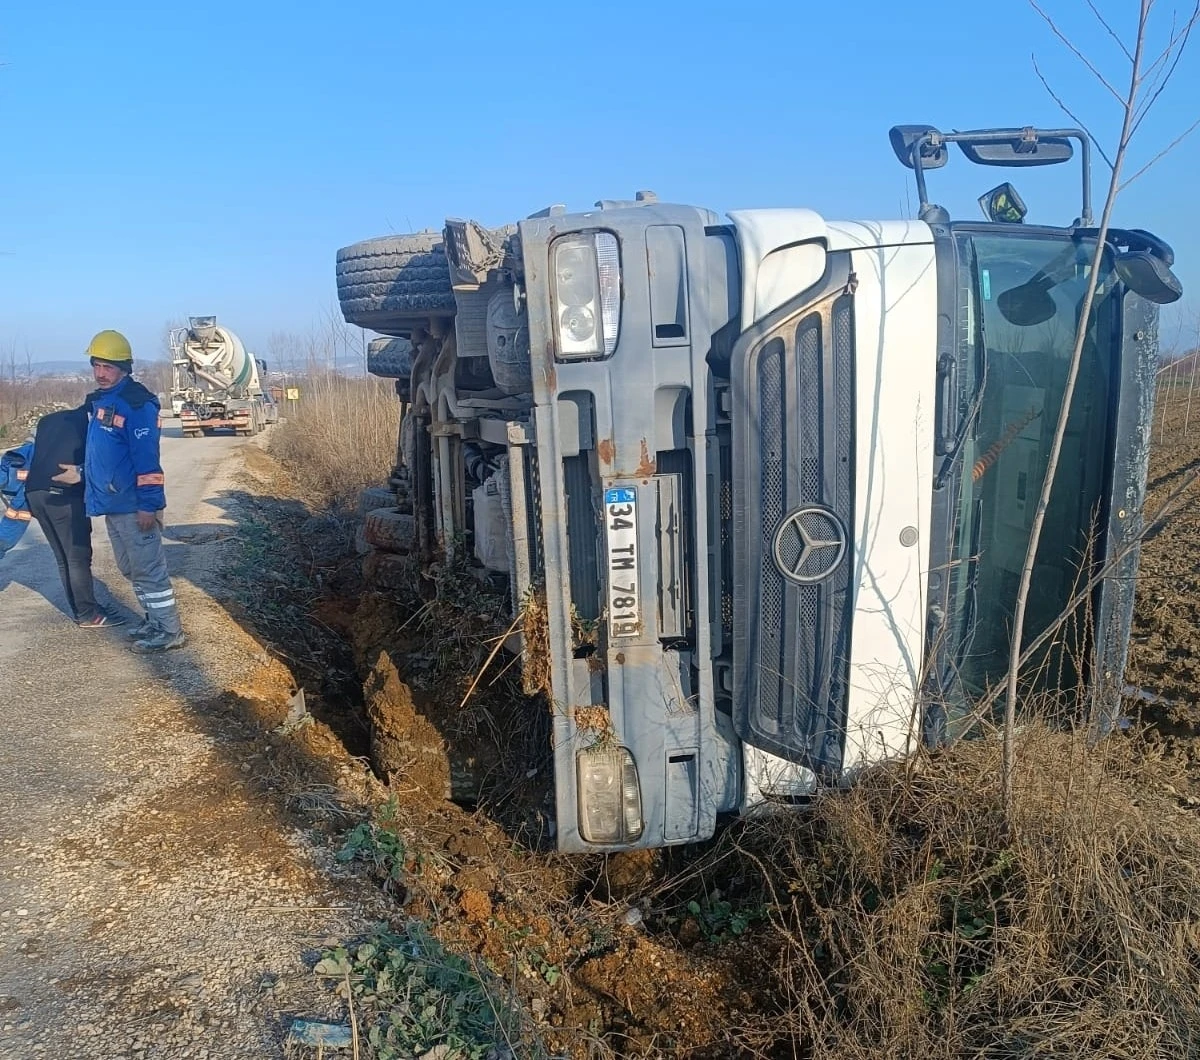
[[338, 125, 1181, 852]]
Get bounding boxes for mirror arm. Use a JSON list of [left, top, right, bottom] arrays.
[[948, 128, 1094, 226], [912, 133, 936, 213], [1071, 131, 1094, 226], [898, 126, 1093, 225]]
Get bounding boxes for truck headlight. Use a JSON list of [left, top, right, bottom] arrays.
[[577, 747, 644, 844], [552, 233, 620, 360]]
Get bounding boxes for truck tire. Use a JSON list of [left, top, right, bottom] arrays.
[[367, 336, 414, 378], [367, 337, 415, 400], [362, 549, 419, 591], [336, 233, 456, 335], [486, 287, 532, 394], [357, 486, 395, 518], [364, 507, 416, 553], [355, 525, 372, 556]]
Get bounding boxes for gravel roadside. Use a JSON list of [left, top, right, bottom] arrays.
[[0, 428, 383, 1060]]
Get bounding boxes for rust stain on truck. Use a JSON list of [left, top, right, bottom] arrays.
[[635, 439, 656, 477], [596, 437, 654, 476]]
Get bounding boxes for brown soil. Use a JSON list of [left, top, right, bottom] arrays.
[[1125, 384, 1200, 790], [224, 388, 1200, 1059], [229, 448, 776, 1055], [362, 649, 451, 801]]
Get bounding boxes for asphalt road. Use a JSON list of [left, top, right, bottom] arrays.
[[0, 423, 374, 1059]]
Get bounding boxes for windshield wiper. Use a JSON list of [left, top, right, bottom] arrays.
[[934, 360, 986, 490]]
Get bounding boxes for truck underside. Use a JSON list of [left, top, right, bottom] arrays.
[[180, 398, 271, 437]]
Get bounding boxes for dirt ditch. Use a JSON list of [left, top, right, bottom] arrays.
[[220, 411, 1200, 1059]]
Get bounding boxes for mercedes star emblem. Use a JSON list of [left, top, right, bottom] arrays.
[[772, 506, 847, 584]]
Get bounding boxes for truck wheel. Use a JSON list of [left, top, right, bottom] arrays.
[[364, 508, 417, 553], [355, 525, 372, 556], [336, 233, 456, 335], [357, 486, 396, 518], [367, 337, 415, 399], [362, 550, 419, 591]]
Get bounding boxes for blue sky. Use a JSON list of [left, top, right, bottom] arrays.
[[2, 0, 1197, 366]]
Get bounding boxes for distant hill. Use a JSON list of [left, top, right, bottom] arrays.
[[26, 355, 367, 379], [27, 360, 92, 378]]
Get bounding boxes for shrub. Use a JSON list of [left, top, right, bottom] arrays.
[[270, 373, 398, 509], [728, 723, 1200, 1059]]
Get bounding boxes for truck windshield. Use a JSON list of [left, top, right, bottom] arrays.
[[945, 231, 1118, 721]]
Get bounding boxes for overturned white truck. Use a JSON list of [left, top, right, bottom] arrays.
[[337, 125, 1181, 853]]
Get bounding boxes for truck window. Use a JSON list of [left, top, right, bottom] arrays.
[[945, 232, 1118, 722]]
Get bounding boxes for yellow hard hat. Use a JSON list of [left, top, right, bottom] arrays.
[[86, 330, 133, 362]]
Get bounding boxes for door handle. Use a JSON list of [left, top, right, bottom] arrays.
[[936, 353, 958, 455]]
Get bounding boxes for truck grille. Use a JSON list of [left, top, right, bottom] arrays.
[[733, 274, 856, 774], [564, 453, 600, 622]]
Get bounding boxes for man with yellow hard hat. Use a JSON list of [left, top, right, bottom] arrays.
[[53, 330, 185, 653]]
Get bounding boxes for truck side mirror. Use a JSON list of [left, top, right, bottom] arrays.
[[1116, 250, 1183, 305], [888, 125, 948, 170], [998, 277, 1057, 327]]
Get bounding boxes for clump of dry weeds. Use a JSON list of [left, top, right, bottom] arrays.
[[270, 373, 398, 509], [519, 586, 552, 699], [724, 723, 1200, 1059]]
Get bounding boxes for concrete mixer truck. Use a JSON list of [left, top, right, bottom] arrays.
[[169, 316, 278, 437]]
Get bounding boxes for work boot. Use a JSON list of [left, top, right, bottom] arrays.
[[125, 615, 156, 639], [129, 629, 187, 654]]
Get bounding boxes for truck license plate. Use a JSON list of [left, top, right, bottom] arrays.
[[604, 487, 640, 638]]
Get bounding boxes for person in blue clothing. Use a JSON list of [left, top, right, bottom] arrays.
[[53, 329, 186, 653], [0, 440, 34, 555]]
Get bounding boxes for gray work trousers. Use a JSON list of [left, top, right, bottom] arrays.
[[105, 511, 182, 635]]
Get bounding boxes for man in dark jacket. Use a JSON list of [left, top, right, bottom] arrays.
[[53, 329, 184, 653], [24, 403, 123, 627]]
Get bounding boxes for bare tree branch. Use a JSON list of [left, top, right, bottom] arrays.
[[1031, 0, 1130, 102], [1004, 0, 1152, 828], [1132, 3, 1200, 135], [1138, 2, 1199, 86], [1121, 114, 1200, 186], [1086, 0, 1135, 61], [1033, 54, 1117, 168], [1137, 7, 1177, 84]]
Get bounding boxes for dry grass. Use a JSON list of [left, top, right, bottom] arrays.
[[519, 587, 553, 699], [270, 373, 399, 509], [0, 378, 92, 441], [720, 722, 1200, 1059]]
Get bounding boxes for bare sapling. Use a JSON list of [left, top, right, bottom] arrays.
[[1003, 0, 1200, 822]]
